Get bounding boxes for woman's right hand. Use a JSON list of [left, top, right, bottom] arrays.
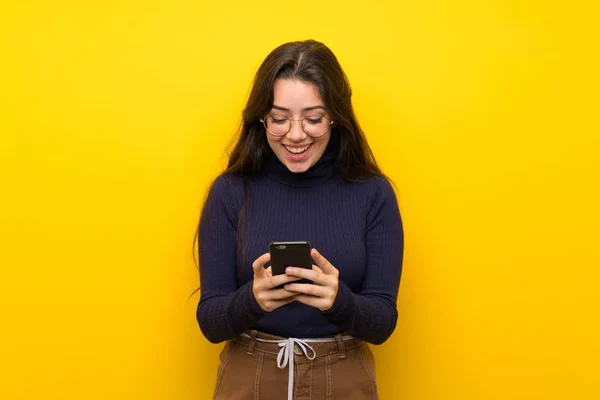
[[252, 253, 299, 312]]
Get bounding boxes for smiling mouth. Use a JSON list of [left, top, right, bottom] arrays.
[[284, 144, 312, 155]]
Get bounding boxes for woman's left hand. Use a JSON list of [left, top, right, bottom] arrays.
[[284, 248, 339, 311]]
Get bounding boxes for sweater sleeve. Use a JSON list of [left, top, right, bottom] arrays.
[[196, 175, 265, 343], [322, 177, 404, 344]]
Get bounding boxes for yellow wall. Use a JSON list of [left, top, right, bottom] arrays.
[[1, 1, 598, 399]]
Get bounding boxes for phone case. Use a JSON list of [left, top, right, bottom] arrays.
[[268, 241, 313, 284]]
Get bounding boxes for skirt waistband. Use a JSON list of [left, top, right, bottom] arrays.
[[233, 329, 362, 357]]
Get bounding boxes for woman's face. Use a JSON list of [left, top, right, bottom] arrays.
[[265, 79, 331, 173]]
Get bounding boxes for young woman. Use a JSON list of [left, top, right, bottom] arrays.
[[196, 39, 403, 400]]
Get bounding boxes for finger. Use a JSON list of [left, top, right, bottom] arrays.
[[264, 273, 302, 290], [294, 294, 329, 311], [285, 266, 318, 281], [252, 253, 270, 277], [284, 283, 327, 298], [311, 248, 337, 275], [266, 288, 300, 300], [265, 266, 272, 277]]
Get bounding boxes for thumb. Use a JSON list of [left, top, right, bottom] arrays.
[[311, 248, 336, 274], [252, 253, 270, 278]]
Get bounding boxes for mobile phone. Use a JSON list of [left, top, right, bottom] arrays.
[[268, 241, 313, 285]]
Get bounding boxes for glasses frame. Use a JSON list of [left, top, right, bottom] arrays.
[[260, 114, 334, 138]]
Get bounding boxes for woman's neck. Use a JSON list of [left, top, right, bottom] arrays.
[[264, 146, 337, 188]]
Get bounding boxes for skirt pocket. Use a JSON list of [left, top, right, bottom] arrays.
[[328, 344, 379, 400], [213, 341, 264, 400]]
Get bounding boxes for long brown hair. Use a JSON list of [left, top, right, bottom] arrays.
[[225, 39, 382, 179], [190, 40, 386, 299]]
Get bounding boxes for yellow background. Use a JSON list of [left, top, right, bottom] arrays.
[[1, 1, 598, 399]]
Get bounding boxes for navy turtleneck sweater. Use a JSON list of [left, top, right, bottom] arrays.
[[196, 147, 403, 345]]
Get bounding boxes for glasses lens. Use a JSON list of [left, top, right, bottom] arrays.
[[302, 116, 331, 137], [264, 115, 291, 136]]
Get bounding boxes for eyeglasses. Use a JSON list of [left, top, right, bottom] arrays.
[[260, 114, 334, 138]]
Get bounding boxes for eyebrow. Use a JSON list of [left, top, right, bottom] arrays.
[[271, 105, 327, 112]]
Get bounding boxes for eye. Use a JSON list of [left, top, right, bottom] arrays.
[[269, 115, 288, 124], [305, 116, 324, 124]]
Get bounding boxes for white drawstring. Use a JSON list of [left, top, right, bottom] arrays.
[[278, 338, 316, 398], [241, 333, 353, 400]]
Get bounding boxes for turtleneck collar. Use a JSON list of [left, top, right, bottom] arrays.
[[264, 143, 337, 188]]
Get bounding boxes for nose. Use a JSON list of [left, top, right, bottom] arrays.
[[286, 119, 307, 142]]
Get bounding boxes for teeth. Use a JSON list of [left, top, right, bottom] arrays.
[[285, 145, 310, 154]]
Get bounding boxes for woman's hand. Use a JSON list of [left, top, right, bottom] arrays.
[[283, 248, 339, 311], [252, 253, 300, 312]]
